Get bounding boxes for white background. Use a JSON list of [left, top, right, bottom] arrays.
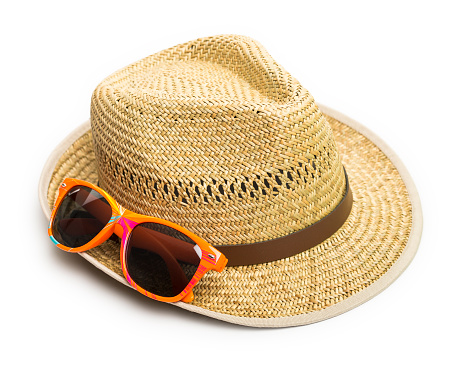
[[1, 1, 462, 370]]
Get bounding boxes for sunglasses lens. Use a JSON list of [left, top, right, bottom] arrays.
[[52, 186, 112, 248], [126, 222, 202, 298]]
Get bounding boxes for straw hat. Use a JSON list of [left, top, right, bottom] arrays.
[[39, 34, 422, 327]]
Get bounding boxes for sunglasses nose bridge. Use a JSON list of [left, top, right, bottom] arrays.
[[113, 218, 125, 239]]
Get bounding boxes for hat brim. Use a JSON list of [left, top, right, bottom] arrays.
[[39, 104, 422, 328]]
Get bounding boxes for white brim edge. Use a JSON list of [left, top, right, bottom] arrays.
[[38, 104, 423, 328]]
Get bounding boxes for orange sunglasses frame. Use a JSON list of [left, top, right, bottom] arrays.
[[48, 178, 228, 303]]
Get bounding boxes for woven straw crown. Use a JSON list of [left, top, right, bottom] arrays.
[[90, 34, 346, 246]]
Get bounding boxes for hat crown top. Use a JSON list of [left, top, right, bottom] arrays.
[[91, 35, 346, 245]]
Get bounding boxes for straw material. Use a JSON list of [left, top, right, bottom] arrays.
[[47, 113, 412, 319], [90, 35, 346, 246], [44, 35, 416, 323]]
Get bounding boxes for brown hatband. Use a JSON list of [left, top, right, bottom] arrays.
[[214, 168, 353, 266]]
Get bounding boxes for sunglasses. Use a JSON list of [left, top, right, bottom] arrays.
[[48, 178, 228, 303]]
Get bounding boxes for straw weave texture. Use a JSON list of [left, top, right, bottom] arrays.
[[47, 114, 412, 319], [89, 35, 346, 246]]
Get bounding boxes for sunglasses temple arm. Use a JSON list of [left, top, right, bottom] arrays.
[[58, 218, 107, 236]]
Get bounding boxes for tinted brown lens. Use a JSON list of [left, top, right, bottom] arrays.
[[126, 223, 201, 298], [52, 186, 112, 248]]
